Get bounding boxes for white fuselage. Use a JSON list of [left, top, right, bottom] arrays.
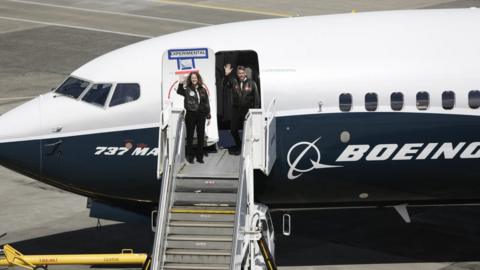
[[1, 8, 480, 143], [0, 9, 480, 205]]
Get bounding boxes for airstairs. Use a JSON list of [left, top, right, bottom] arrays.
[[151, 100, 277, 270]]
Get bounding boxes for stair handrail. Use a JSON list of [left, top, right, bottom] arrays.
[[150, 109, 186, 270], [231, 105, 279, 269], [266, 98, 276, 120], [230, 110, 257, 270], [257, 236, 277, 270]]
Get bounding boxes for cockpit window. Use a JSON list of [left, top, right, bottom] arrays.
[[55, 77, 90, 99], [109, 83, 140, 107], [82, 83, 112, 107]]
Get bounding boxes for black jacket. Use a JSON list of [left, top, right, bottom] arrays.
[[177, 83, 211, 117], [225, 76, 260, 108]]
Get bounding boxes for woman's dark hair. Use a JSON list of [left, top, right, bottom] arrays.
[[187, 72, 204, 88]]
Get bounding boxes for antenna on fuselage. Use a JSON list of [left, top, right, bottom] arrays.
[[393, 204, 411, 223]]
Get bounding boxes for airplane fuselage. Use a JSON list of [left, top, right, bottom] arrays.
[[1, 9, 480, 209]]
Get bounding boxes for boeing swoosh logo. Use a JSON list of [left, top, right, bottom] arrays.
[[287, 137, 342, 180]]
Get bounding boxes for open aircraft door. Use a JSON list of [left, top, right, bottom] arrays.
[[157, 48, 218, 177]]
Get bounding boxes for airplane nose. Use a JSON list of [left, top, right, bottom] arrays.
[[0, 97, 42, 177], [0, 96, 42, 140]]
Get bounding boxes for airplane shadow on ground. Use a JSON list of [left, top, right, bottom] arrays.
[[271, 206, 480, 266], [3, 206, 480, 267]]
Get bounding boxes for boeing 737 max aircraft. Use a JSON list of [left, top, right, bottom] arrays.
[[0, 8, 480, 226]]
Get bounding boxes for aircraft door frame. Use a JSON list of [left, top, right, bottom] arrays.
[[157, 47, 219, 177]]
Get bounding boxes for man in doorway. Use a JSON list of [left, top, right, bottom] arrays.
[[224, 64, 260, 155]]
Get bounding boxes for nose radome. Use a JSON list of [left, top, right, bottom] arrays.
[[0, 97, 42, 177], [0, 97, 42, 141]]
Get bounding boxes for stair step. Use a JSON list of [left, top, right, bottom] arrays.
[[168, 226, 233, 236], [171, 206, 236, 214], [166, 249, 230, 256], [169, 221, 234, 228], [177, 174, 238, 180], [175, 179, 238, 193], [171, 206, 236, 211], [174, 192, 237, 206], [167, 235, 232, 242], [170, 213, 234, 222], [163, 263, 229, 270], [165, 254, 230, 264], [167, 240, 232, 250]]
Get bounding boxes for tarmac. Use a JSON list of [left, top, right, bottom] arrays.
[[1, 0, 480, 269]]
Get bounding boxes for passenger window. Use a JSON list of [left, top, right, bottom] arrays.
[[109, 83, 140, 107], [55, 77, 90, 99], [390, 92, 403, 111], [339, 93, 352, 112], [82, 84, 112, 107], [469, 90, 480, 109], [442, 91, 455, 110], [365, 92, 378, 111], [416, 91, 429, 110]]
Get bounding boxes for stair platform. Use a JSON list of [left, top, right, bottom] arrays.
[[178, 149, 240, 179]]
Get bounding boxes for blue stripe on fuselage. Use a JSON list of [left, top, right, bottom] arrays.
[[0, 127, 161, 202], [255, 112, 480, 207]]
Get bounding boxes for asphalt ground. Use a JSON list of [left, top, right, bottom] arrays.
[[1, 0, 480, 269]]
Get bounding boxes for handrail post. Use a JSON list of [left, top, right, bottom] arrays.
[[264, 98, 277, 175], [156, 100, 173, 179]]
